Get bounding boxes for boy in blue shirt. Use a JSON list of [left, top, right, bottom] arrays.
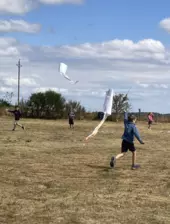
[[110, 112, 144, 170]]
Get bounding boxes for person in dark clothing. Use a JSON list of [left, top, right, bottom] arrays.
[[110, 112, 144, 170], [8, 106, 25, 131], [68, 111, 75, 128]]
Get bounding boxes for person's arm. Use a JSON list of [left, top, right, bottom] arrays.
[[8, 110, 14, 113], [124, 112, 128, 124], [133, 126, 144, 144]]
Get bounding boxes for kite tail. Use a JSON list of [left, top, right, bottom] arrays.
[[85, 113, 107, 140]]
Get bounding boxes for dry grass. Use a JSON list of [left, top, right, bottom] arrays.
[[0, 117, 170, 224]]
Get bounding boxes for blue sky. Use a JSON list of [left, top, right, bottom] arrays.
[[1, 0, 170, 113], [2, 0, 169, 45]]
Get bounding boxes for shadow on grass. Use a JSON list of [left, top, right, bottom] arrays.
[[86, 164, 112, 172]]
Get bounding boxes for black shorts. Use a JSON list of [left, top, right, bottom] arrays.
[[121, 140, 136, 153], [69, 118, 74, 125], [148, 120, 152, 125]]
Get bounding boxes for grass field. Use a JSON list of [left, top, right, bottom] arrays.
[[0, 117, 170, 224]]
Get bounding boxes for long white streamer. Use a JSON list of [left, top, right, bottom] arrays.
[[85, 89, 114, 140]]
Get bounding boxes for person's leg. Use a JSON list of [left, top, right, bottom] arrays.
[[110, 140, 127, 168], [16, 121, 24, 130], [116, 153, 125, 159], [13, 121, 17, 131], [148, 121, 151, 129], [70, 119, 73, 128], [132, 151, 136, 166], [110, 153, 126, 168], [130, 146, 140, 169]]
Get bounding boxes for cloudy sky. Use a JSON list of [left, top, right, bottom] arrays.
[[1, 0, 170, 112]]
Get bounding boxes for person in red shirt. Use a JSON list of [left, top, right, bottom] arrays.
[[7, 106, 25, 131]]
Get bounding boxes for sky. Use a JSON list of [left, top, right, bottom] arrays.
[[1, 0, 170, 113]]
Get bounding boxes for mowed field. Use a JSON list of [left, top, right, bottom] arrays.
[[0, 117, 170, 224]]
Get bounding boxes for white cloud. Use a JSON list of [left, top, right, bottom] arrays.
[[0, 0, 83, 15], [136, 82, 149, 88], [41, 39, 166, 61], [0, 20, 41, 33], [0, 37, 20, 57], [136, 82, 169, 89], [34, 87, 68, 93], [0, 87, 13, 93], [1, 36, 170, 112], [0, 0, 35, 15], [39, 0, 83, 4], [160, 84, 168, 89], [159, 18, 170, 33], [1, 77, 38, 87]]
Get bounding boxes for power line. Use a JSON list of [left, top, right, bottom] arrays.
[[16, 59, 22, 106]]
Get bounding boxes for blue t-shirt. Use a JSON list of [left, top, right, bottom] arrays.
[[122, 112, 142, 144]]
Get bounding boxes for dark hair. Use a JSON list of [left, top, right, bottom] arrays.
[[128, 114, 136, 122]]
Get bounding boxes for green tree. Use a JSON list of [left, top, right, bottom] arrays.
[[28, 92, 46, 117], [44, 90, 65, 118], [0, 92, 13, 107], [112, 93, 131, 121], [65, 100, 86, 119], [27, 90, 65, 118]]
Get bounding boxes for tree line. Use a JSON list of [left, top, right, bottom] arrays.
[[0, 90, 149, 121]]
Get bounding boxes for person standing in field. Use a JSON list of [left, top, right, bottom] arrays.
[[68, 111, 75, 128], [7, 106, 25, 131], [148, 112, 154, 129], [110, 111, 144, 170]]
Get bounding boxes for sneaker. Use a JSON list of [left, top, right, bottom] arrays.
[[110, 156, 115, 168], [22, 126, 25, 130], [131, 164, 140, 170]]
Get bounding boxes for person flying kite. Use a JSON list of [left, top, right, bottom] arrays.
[[110, 111, 144, 170], [7, 106, 25, 131]]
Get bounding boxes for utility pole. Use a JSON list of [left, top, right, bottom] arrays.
[[16, 59, 22, 106]]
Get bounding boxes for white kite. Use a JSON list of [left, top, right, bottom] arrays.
[[86, 89, 114, 140], [59, 62, 79, 84]]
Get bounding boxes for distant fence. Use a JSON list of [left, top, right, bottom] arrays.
[[84, 112, 170, 123]]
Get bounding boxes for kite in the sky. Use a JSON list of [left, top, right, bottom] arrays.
[[85, 89, 114, 140], [59, 62, 79, 84]]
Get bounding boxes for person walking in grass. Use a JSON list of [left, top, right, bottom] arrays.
[[110, 111, 144, 170], [7, 106, 25, 131], [148, 112, 154, 129]]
